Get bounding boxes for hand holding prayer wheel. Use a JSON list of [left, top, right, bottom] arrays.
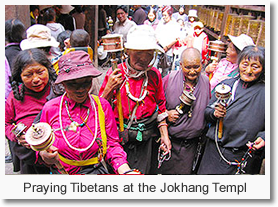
[[25, 123, 68, 174]]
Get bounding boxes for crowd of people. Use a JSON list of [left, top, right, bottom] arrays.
[[5, 5, 265, 175]]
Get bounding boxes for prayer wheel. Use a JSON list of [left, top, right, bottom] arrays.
[[255, 20, 265, 47], [247, 18, 265, 46], [25, 123, 55, 152], [212, 10, 219, 31], [209, 9, 217, 29], [101, 33, 124, 133], [25, 123, 68, 174], [208, 40, 226, 53], [229, 15, 241, 36], [176, 90, 196, 117], [224, 13, 238, 36], [215, 83, 231, 139], [11, 122, 27, 137], [101, 34, 124, 52], [216, 11, 224, 32], [207, 39, 226, 74], [238, 14, 254, 36]]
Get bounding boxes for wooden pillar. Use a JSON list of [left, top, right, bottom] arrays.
[[5, 5, 30, 29], [84, 5, 98, 67], [220, 5, 230, 41]]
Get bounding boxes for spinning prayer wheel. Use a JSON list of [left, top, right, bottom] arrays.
[[25, 122, 68, 174], [208, 40, 226, 53], [25, 122, 55, 151], [215, 83, 231, 139], [11, 122, 27, 137], [215, 83, 231, 101], [101, 34, 124, 52], [101, 33, 124, 134], [176, 90, 196, 117]]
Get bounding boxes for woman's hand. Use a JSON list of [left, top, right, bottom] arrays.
[[167, 110, 179, 123], [117, 163, 141, 174], [39, 145, 59, 165], [247, 137, 265, 150], [205, 62, 218, 74], [107, 68, 123, 90], [101, 68, 123, 101], [213, 103, 227, 118], [160, 135, 172, 152], [17, 134, 31, 149]]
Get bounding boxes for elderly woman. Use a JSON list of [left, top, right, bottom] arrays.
[[198, 46, 265, 174], [5, 48, 59, 174], [99, 25, 171, 174], [155, 48, 210, 174], [205, 34, 255, 93], [38, 51, 136, 175]]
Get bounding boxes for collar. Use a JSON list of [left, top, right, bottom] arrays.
[[63, 94, 91, 111]]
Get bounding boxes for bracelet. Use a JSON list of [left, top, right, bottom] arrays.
[[158, 122, 168, 128], [122, 169, 141, 174]]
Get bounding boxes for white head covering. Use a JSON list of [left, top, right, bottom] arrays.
[[125, 25, 164, 53], [228, 34, 255, 51], [20, 24, 59, 50]]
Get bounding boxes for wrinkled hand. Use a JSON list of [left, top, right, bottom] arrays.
[[214, 103, 227, 118], [167, 110, 180, 123], [17, 134, 31, 149], [107, 68, 123, 91], [39, 145, 59, 165], [160, 136, 172, 152], [247, 137, 265, 150]]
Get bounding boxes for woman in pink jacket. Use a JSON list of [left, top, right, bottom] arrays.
[[38, 51, 138, 175]]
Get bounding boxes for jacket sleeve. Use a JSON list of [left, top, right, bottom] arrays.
[[5, 95, 17, 142]]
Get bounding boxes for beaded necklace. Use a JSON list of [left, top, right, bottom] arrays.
[[125, 74, 148, 103], [59, 93, 98, 152], [64, 100, 90, 131]]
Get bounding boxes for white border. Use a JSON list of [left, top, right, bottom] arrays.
[[1, 0, 273, 205]]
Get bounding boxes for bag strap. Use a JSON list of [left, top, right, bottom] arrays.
[[92, 95, 107, 156]]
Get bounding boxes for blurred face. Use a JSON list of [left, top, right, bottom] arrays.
[[127, 49, 155, 71], [33, 9, 39, 18], [180, 56, 201, 82], [116, 9, 127, 23], [239, 57, 263, 82], [63, 77, 93, 103], [148, 12, 155, 22], [21, 63, 49, 92], [179, 7, 184, 14], [189, 17, 195, 23], [226, 42, 238, 64], [162, 11, 171, 23]]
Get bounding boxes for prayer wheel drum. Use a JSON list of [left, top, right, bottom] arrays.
[[215, 83, 231, 101], [208, 40, 226, 53], [11, 122, 27, 137], [25, 122, 55, 151], [176, 90, 196, 115], [101, 34, 124, 52]]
